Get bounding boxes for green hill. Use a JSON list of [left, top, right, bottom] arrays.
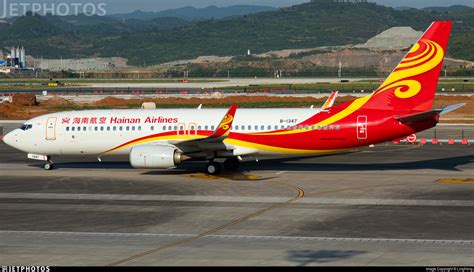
[[0, 1, 473, 65]]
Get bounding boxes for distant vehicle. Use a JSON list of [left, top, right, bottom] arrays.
[[45, 80, 65, 87], [3, 21, 464, 174], [180, 79, 189, 83]]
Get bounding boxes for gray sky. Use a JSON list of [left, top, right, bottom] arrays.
[[100, 0, 474, 13], [1, 0, 473, 14]]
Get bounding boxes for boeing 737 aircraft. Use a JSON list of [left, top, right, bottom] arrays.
[[3, 21, 464, 174]]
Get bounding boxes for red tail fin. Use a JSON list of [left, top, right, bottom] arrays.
[[366, 21, 453, 112]]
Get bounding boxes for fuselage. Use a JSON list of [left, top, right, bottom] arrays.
[[3, 107, 435, 158]]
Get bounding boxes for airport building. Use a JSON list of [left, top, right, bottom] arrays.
[[0, 46, 34, 74], [6, 47, 27, 68]]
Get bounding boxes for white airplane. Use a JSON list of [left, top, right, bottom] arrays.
[[2, 21, 461, 175]]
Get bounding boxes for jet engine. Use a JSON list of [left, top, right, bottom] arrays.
[[129, 145, 188, 169]]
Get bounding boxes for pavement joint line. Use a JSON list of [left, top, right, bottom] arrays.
[[2, 231, 473, 245], [2, 193, 474, 207]]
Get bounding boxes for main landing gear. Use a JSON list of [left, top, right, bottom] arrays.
[[206, 161, 222, 175], [205, 157, 241, 175]]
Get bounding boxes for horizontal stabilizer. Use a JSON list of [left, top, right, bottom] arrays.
[[396, 103, 465, 124], [438, 103, 466, 116]]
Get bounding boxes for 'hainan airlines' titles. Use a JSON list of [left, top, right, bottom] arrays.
[[111, 116, 179, 124], [62, 116, 179, 125]]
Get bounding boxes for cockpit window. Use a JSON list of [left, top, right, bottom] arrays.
[[20, 124, 33, 131]]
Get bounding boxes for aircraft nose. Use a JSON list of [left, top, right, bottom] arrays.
[[2, 131, 15, 148]]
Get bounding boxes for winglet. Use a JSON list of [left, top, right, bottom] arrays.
[[322, 90, 339, 109], [210, 104, 238, 138]]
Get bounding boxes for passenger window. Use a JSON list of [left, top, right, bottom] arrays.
[[119, 126, 123, 131], [126, 126, 129, 131], [299, 125, 303, 130], [95, 127, 98, 131], [329, 125, 334, 131], [204, 125, 208, 130], [113, 126, 117, 131], [78, 127, 81, 131], [66, 127, 69, 131], [150, 126, 153, 131], [100, 127, 104, 131], [323, 126, 327, 130], [318, 125, 321, 130], [274, 125, 278, 130], [261, 125, 265, 130], [107, 126, 110, 131], [254, 125, 258, 130], [72, 127, 75, 131], [248, 125, 251, 130], [83, 126, 87, 131], [336, 125, 341, 130], [198, 125, 202, 130], [211, 126, 215, 130], [168, 126, 172, 131], [174, 126, 177, 130], [305, 126, 309, 130], [312, 125, 315, 130], [132, 126, 135, 131]]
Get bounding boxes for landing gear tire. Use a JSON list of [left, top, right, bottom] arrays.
[[224, 157, 240, 172], [206, 162, 221, 175], [43, 162, 54, 170]]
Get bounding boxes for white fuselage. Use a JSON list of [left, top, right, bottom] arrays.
[[4, 108, 321, 157]]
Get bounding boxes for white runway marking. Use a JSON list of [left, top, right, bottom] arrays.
[[275, 171, 287, 175], [1, 193, 474, 207], [1, 230, 473, 245]]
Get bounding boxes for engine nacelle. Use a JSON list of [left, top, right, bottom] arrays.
[[129, 145, 186, 169]]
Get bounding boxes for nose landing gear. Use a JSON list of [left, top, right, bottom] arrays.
[[43, 156, 54, 170], [43, 162, 54, 170]]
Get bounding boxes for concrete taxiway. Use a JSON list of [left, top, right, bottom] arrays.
[[0, 123, 473, 266]]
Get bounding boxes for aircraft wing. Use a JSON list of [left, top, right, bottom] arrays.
[[172, 104, 238, 153], [322, 91, 339, 109], [396, 103, 465, 124]]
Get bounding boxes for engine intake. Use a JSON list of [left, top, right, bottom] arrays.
[[129, 145, 187, 169]]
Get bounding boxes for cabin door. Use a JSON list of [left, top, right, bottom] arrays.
[[356, 116, 368, 140], [46, 117, 57, 141]]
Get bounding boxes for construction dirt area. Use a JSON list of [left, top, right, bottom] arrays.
[[0, 94, 473, 124]]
